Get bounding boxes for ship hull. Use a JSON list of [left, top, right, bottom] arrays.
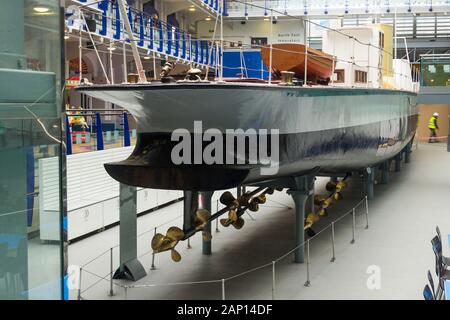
[[79, 83, 418, 190]]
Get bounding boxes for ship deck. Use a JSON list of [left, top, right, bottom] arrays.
[[78, 81, 417, 96], [68, 142, 449, 300]]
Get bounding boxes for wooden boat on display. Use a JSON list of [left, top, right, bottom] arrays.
[[260, 43, 336, 82]]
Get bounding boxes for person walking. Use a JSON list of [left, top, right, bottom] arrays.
[[428, 112, 439, 143]]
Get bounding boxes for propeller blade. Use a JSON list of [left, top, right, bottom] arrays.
[[229, 209, 238, 222], [326, 181, 337, 192], [252, 194, 266, 204], [232, 217, 245, 230], [318, 208, 328, 217], [248, 199, 259, 212], [314, 195, 327, 205], [323, 198, 334, 208], [151, 233, 166, 251], [220, 218, 232, 227], [220, 191, 238, 208], [166, 226, 184, 241], [306, 212, 319, 225], [336, 181, 347, 191], [171, 249, 181, 262], [333, 192, 342, 201]]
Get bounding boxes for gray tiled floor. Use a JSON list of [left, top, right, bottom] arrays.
[[68, 142, 450, 300]]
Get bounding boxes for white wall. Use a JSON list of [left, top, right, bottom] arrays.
[[322, 26, 382, 88], [197, 19, 306, 46]]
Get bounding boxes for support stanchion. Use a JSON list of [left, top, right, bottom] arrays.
[[272, 261, 276, 300], [215, 200, 220, 232], [123, 112, 131, 147], [151, 227, 157, 270], [221, 279, 226, 300], [364, 196, 369, 229], [77, 267, 83, 300], [330, 222, 336, 262], [351, 208, 356, 244], [304, 240, 311, 287], [109, 247, 114, 296]]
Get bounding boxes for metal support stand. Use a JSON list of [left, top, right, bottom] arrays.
[[330, 222, 336, 262], [351, 208, 356, 244], [405, 142, 411, 163], [109, 247, 114, 296], [288, 175, 314, 264], [304, 239, 311, 287], [272, 261, 276, 300], [395, 153, 401, 172], [183, 190, 199, 249], [95, 112, 104, 151], [364, 167, 374, 200], [113, 184, 146, 281], [221, 279, 226, 300], [200, 191, 213, 255], [381, 160, 390, 184], [365, 196, 369, 229], [150, 227, 156, 270], [77, 267, 82, 300]]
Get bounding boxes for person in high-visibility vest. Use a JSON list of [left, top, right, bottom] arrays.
[[428, 112, 439, 143]]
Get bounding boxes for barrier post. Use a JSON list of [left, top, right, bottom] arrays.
[[95, 112, 104, 150], [77, 267, 83, 300], [304, 240, 311, 287], [151, 227, 157, 270], [364, 196, 369, 229], [330, 222, 336, 262], [221, 279, 226, 300], [272, 261, 276, 300], [187, 238, 191, 249], [65, 114, 73, 155], [109, 247, 114, 296], [123, 112, 131, 147], [124, 285, 128, 300], [351, 208, 356, 244], [215, 199, 220, 232]]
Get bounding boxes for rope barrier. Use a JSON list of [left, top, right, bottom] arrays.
[[77, 195, 369, 297]]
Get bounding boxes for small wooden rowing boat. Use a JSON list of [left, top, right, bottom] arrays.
[[261, 43, 336, 81]]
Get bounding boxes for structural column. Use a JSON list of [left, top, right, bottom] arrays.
[[364, 167, 375, 200], [114, 183, 146, 281], [404, 141, 412, 163], [183, 191, 199, 232], [288, 175, 314, 263], [381, 160, 390, 184], [199, 191, 213, 255], [395, 153, 401, 172]]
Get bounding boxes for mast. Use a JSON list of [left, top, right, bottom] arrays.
[[219, 0, 224, 82], [117, 0, 147, 83]]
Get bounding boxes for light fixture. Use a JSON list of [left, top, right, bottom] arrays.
[[189, 5, 196, 12], [108, 46, 116, 51], [33, 6, 50, 13], [144, 56, 151, 60], [64, 35, 70, 40], [205, 16, 211, 21], [263, 17, 270, 21]]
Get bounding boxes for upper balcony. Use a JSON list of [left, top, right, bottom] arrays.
[[65, 0, 222, 70]]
